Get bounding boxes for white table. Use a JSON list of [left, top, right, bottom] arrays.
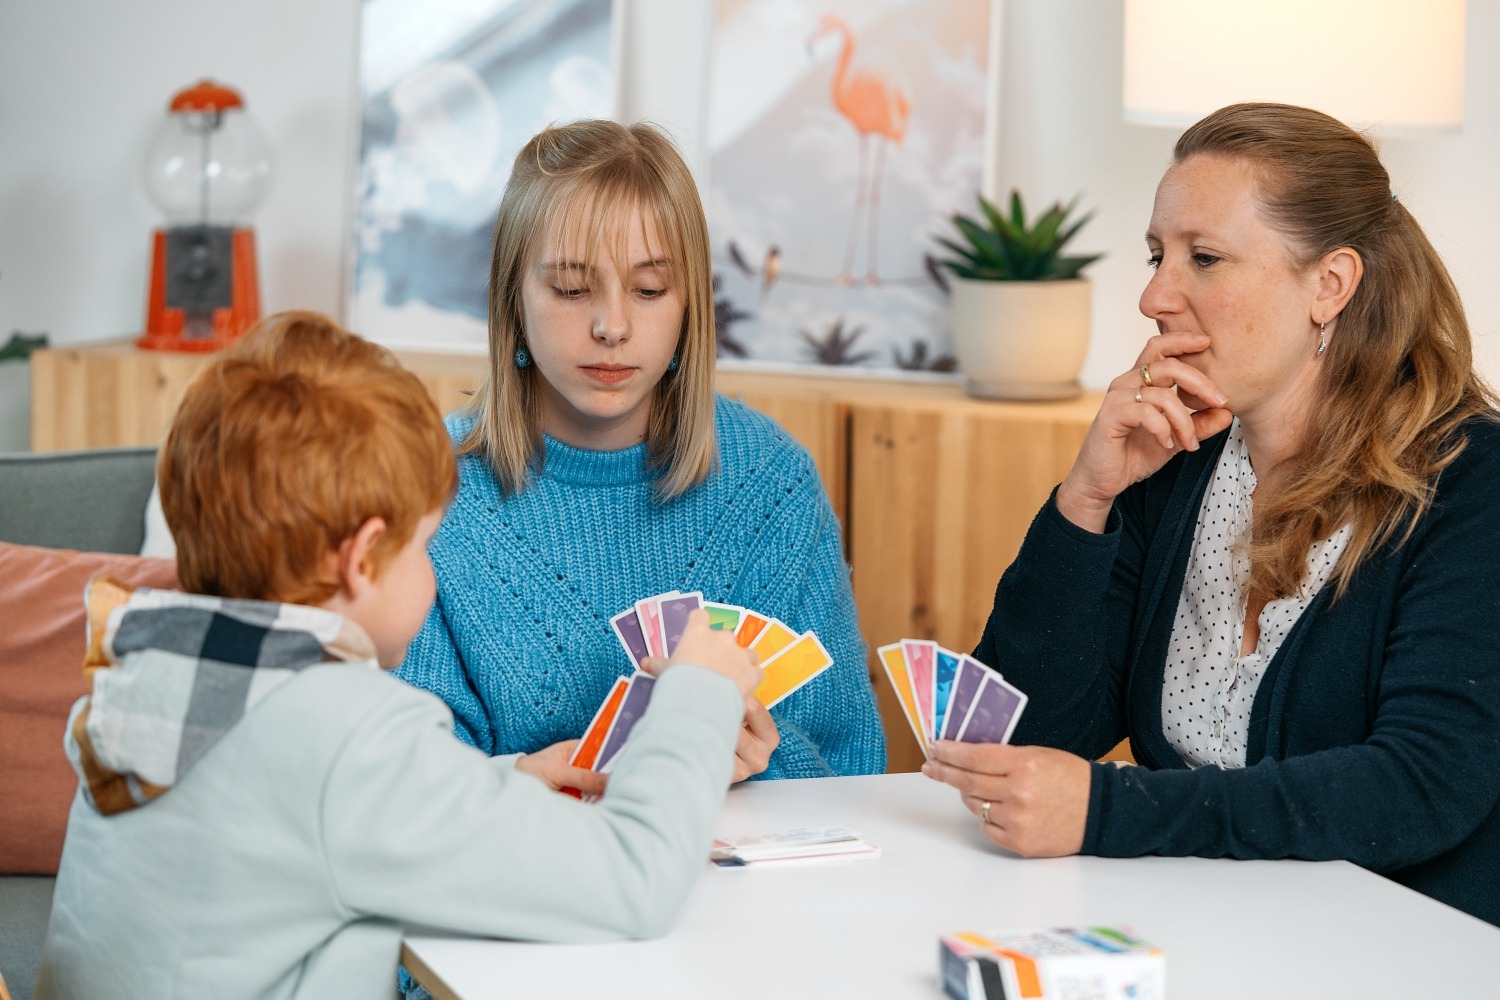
[[402, 772, 1499, 999]]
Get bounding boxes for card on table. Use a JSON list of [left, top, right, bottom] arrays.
[[931, 646, 961, 744], [754, 631, 833, 709], [955, 671, 1028, 745], [596, 672, 658, 773], [877, 642, 929, 757], [938, 655, 991, 742]]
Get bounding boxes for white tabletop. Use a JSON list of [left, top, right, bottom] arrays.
[[402, 772, 1500, 999]]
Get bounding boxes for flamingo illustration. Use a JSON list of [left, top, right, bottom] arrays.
[[810, 13, 910, 285]]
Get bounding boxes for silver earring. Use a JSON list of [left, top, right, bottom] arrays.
[[514, 344, 531, 369], [667, 354, 679, 373], [1317, 322, 1327, 358]]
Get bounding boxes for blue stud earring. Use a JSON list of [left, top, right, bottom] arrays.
[[667, 355, 679, 372], [514, 344, 531, 369]]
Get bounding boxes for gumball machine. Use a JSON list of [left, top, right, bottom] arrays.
[[138, 80, 272, 351]]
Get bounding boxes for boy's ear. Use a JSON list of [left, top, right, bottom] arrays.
[[334, 517, 388, 597]]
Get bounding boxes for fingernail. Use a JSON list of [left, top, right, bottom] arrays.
[[1167, 437, 1176, 450], [1215, 393, 1229, 405]]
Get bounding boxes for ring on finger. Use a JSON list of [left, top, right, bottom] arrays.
[[1140, 363, 1153, 387], [980, 800, 992, 825], [1135, 384, 1146, 405]]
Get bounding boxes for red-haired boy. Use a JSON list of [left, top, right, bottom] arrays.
[[37, 312, 759, 1000]]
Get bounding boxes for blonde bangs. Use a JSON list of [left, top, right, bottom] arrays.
[[462, 120, 718, 501]]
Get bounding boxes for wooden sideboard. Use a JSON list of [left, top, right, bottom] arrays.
[[30, 341, 1103, 772]]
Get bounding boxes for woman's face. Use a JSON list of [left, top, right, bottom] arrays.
[[520, 205, 684, 451], [1140, 154, 1323, 424]]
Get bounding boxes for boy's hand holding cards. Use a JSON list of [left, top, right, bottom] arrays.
[[570, 592, 832, 788], [877, 639, 1027, 758]]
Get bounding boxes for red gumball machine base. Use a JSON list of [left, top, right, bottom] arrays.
[[137, 226, 260, 352]]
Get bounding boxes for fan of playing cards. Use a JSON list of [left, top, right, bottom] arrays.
[[877, 640, 1027, 758], [567, 591, 836, 780]]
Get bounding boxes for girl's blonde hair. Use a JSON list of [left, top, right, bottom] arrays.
[[1175, 103, 1496, 600], [461, 119, 717, 499]]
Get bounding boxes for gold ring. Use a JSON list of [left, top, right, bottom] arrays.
[[1140, 363, 1153, 387], [980, 800, 992, 825], [1135, 385, 1145, 404]]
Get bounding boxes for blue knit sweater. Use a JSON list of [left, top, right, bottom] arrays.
[[396, 396, 886, 779]]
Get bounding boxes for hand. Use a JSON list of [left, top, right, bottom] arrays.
[[732, 697, 780, 782], [921, 742, 1091, 857], [515, 739, 609, 798], [1056, 331, 1233, 532], [660, 610, 762, 698]]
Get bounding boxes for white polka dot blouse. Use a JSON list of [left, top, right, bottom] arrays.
[[1161, 419, 1352, 769]]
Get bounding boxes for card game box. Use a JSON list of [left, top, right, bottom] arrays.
[[877, 640, 1027, 756], [940, 926, 1164, 1000]]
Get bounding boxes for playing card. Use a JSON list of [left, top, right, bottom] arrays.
[[749, 618, 798, 663], [637, 595, 669, 659], [703, 601, 744, 633], [931, 646, 960, 743], [939, 655, 991, 742], [609, 608, 650, 667], [903, 639, 937, 742], [735, 611, 771, 647], [569, 676, 630, 770], [956, 672, 1028, 745], [658, 591, 704, 655], [596, 672, 658, 773], [754, 632, 833, 709], [877, 642, 929, 757]]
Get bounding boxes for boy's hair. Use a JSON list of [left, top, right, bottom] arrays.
[[159, 311, 457, 606]]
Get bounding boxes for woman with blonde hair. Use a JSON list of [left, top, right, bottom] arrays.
[[923, 103, 1500, 925], [397, 119, 885, 783]]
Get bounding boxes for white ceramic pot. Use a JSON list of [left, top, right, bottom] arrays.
[[949, 277, 1091, 401]]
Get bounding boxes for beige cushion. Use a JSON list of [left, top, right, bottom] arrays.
[[0, 542, 177, 874]]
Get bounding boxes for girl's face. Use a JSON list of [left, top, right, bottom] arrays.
[[520, 205, 684, 452]]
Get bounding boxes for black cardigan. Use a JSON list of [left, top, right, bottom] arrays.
[[974, 419, 1500, 926]]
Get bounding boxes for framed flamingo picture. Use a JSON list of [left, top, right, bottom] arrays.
[[706, 0, 994, 375]]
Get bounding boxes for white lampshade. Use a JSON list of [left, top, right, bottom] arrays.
[[1123, 0, 1466, 133]]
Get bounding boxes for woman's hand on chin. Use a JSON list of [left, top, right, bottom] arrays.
[[1058, 331, 1231, 532]]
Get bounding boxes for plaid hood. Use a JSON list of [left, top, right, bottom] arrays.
[[65, 578, 379, 816]]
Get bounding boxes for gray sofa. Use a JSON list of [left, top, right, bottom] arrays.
[[0, 446, 158, 1000]]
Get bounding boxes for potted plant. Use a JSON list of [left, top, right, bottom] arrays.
[[935, 192, 1102, 400]]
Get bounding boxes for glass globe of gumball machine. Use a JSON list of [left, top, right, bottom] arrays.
[[138, 79, 272, 351]]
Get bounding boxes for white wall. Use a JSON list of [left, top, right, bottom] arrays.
[[3, 0, 1498, 451]]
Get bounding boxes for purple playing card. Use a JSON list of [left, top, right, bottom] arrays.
[[658, 592, 704, 655], [610, 608, 650, 667], [955, 673, 1028, 745], [596, 673, 658, 772], [939, 655, 990, 742]]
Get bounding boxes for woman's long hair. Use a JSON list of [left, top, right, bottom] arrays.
[[1175, 103, 1495, 599], [462, 119, 717, 500]]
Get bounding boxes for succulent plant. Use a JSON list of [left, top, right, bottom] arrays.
[[935, 191, 1102, 282]]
